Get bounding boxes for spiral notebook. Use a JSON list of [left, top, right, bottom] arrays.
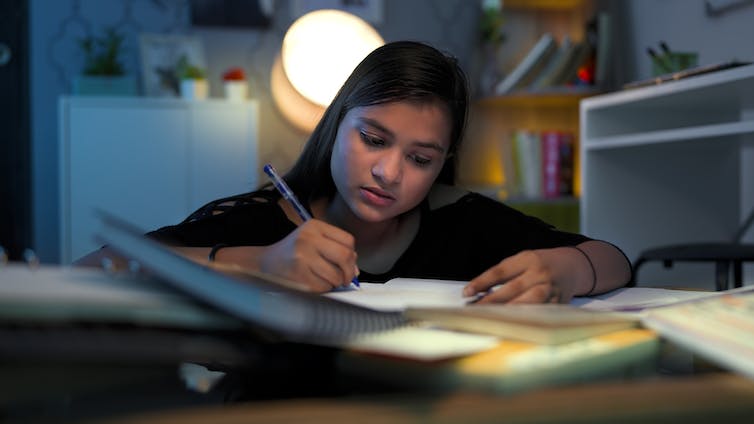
[[95, 211, 407, 345]]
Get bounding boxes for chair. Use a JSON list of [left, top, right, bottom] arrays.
[[631, 208, 754, 291]]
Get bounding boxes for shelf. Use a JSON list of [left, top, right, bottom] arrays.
[[477, 89, 599, 108], [580, 62, 754, 287], [584, 121, 754, 151], [504, 0, 587, 11]]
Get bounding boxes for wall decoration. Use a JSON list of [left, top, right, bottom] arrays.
[[291, 0, 384, 24], [139, 34, 206, 97]]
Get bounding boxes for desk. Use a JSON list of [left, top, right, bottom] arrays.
[[96, 373, 754, 424], [3, 332, 754, 424]]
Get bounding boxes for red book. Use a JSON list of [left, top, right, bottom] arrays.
[[541, 130, 561, 198], [541, 131, 575, 198]]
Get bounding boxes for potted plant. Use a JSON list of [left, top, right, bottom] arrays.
[[476, 0, 506, 96], [74, 27, 137, 96], [222, 67, 248, 101], [176, 55, 208, 100]]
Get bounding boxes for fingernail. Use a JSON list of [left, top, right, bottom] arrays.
[[463, 286, 473, 297]]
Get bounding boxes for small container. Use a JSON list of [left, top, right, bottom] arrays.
[[652, 52, 698, 76], [180, 79, 209, 100], [224, 80, 248, 101]]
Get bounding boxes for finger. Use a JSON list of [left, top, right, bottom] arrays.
[[507, 284, 552, 304], [315, 240, 357, 285], [474, 277, 529, 304], [463, 259, 525, 296], [309, 220, 356, 250], [304, 263, 344, 292]]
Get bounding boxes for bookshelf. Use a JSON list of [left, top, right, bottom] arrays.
[[458, 0, 600, 232], [580, 63, 754, 286]]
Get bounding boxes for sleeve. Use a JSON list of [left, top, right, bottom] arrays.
[[458, 193, 592, 269], [147, 190, 295, 247]]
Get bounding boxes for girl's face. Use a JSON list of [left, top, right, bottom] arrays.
[[330, 100, 452, 223]]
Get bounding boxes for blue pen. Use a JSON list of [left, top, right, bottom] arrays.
[[263, 164, 360, 288]]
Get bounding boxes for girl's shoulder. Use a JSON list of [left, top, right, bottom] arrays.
[[182, 188, 281, 223], [427, 184, 507, 210], [427, 183, 469, 210]]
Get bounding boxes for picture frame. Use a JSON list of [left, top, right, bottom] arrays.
[[291, 0, 384, 25], [139, 34, 206, 97]]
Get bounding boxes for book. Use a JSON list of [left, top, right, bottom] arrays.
[[338, 327, 659, 394], [405, 304, 639, 345], [541, 130, 574, 198], [324, 278, 471, 312], [513, 129, 542, 198], [594, 12, 612, 88], [551, 40, 591, 86], [541, 130, 561, 198], [622, 60, 751, 90], [494, 33, 557, 94], [641, 287, 754, 379], [529, 36, 576, 90], [0, 263, 241, 330]]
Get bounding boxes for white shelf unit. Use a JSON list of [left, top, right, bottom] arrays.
[[59, 97, 259, 264], [580, 64, 754, 287]]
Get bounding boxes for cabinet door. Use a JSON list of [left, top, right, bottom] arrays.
[[61, 101, 190, 263], [188, 102, 258, 211]]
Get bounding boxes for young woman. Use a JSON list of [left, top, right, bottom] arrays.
[[79, 41, 631, 303]]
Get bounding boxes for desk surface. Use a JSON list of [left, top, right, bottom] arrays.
[[98, 373, 754, 424]]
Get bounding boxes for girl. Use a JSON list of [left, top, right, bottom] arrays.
[[80, 41, 631, 303]]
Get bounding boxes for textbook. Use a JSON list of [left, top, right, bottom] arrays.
[[405, 304, 639, 345], [339, 327, 659, 394], [641, 287, 754, 379]]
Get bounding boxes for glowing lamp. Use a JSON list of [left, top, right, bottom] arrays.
[[271, 9, 384, 132]]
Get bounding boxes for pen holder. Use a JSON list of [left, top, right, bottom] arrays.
[[652, 52, 698, 76]]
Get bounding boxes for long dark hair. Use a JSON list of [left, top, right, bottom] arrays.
[[284, 41, 469, 205]]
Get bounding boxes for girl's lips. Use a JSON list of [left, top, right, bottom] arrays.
[[360, 187, 396, 207]]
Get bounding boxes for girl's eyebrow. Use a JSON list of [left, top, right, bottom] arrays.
[[357, 117, 447, 153]]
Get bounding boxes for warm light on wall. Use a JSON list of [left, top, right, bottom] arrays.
[[271, 9, 384, 133]]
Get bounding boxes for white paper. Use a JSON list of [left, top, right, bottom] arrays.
[[325, 278, 472, 311]]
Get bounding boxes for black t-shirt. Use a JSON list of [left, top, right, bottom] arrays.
[[149, 188, 590, 283]]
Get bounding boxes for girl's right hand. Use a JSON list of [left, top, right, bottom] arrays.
[[257, 219, 358, 292]]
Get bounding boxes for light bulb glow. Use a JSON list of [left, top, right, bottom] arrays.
[[282, 9, 384, 107]]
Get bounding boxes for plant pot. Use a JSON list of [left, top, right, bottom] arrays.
[[73, 75, 138, 96], [180, 79, 209, 100], [224, 81, 248, 101]]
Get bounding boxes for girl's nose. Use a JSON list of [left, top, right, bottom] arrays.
[[372, 151, 402, 185]]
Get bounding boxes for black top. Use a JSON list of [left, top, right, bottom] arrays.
[[149, 189, 591, 283]]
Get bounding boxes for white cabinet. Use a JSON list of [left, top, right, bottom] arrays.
[[59, 97, 259, 264], [580, 64, 754, 286]]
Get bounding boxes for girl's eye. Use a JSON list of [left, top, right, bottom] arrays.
[[359, 130, 384, 147], [409, 154, 432, 167]]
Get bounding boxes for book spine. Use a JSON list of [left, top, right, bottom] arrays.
[[495, 33, 555, 95], [558, 132, 575, 196], [541, 130, 561, 199]]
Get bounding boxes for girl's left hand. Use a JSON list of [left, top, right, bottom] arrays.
[[463, 249, 572, 304]]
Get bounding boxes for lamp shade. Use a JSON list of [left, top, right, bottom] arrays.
[[281, 9, 384, 107]]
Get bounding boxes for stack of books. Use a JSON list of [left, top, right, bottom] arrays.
[[493, 12, 611, 95], [508, 129, 575, 200]]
